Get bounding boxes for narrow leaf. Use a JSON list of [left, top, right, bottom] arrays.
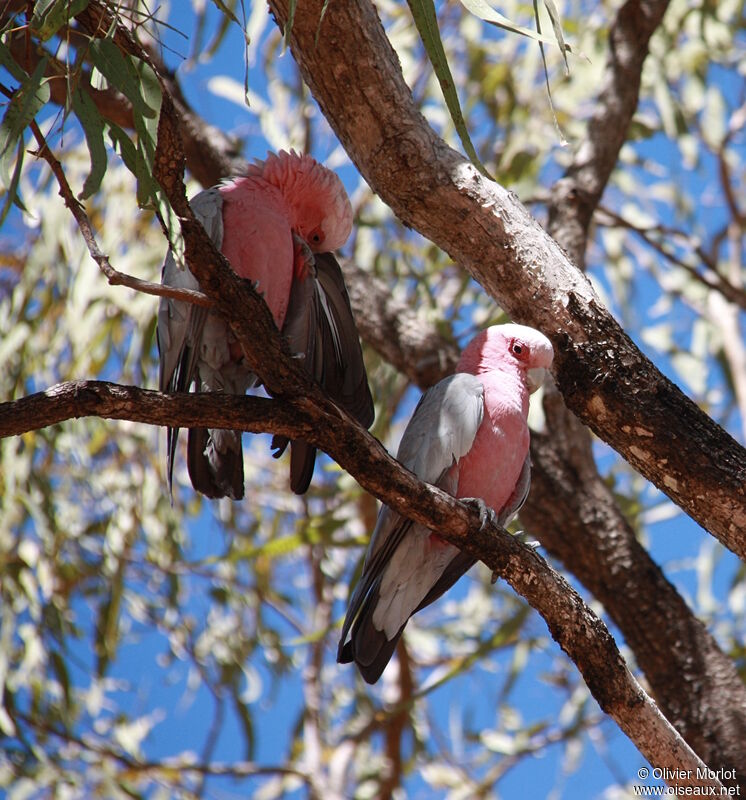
[[0, 138, 27, 225], [71, 87, 107, 198], [0, 57, 50, 193], [407, 0, 493, 179], [209, 0, 246, 31], [95, 567, 124, 677], [285, 0, 298, 47], [459, 0, 571, 52], [88, 38, 157, 120], [0, 37, 30, 83], [108, 122, 139, 176], [533, 0, 567, 145], [30, 0, 90, 42], [543, 0, 569, 73]]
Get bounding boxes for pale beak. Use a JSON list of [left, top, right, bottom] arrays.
[[527, 367, 548, 394]]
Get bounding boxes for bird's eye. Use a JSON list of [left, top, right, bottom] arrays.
[[510, 340, 528, 359], [308, 227, 324, 246]]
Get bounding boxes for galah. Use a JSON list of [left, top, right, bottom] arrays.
[[158, 150, 374, 500], [337, 323, 553, 684]]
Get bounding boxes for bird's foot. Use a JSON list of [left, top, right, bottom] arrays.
[[514, 529, 541, 550], [460, 497, 498, 530], [292, 232, 316, 279]]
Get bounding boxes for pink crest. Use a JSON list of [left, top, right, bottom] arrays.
[[250, 149, 353, 252]]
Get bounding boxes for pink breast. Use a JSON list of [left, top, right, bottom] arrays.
[[455, 378, 530, 514], [220, 182, 294, 328]]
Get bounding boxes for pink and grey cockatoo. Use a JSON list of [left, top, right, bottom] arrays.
[[337, 323, 553, 684], [158, 150, 374, 500]]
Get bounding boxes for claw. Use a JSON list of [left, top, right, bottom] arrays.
[[461, 496, 498, 530], [515, 529, 541, 550]]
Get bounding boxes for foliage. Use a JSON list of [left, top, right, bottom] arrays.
[[0, 0, 744, 798]]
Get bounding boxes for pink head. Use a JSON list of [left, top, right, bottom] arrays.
[[249, 150, 353, 252], [457, 324, 554, 391]]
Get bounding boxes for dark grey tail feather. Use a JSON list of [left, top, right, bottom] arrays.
[[338, 598, 405, 685], [270, 434, 316, 495], [187, 428, 245, 500], [338, 550, 476, 684], [166, 425, 180, 498], [413, 551, 476, 615], [274, 252, 374, 494], [288, 439, 315, 495], [314, 253, 374, 427]]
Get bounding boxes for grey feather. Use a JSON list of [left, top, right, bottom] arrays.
[[160, 192, 373, 499], [337, 374, 487, 683], [158, 187, 253, 500], [271, 251, 374, 494]]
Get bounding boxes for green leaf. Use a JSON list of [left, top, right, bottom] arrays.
[[88, 37, 158, 120], [71, 88, 107, 199], [459, 0, 571, 51], [543, 0, 569, 73], [532, 0, 568, 145], [30, 0, 90, 42], [0, 57, 50, 164], [230, 684, 255, 760], [108, 121, 159, 209], [95, 567, 124, 677], [406, 0, 493, 179], [285, 0, 298, 47], [49, 650, 72, 725], [134, 59, 162, 125], [209, 0, 246, 32], [0, 37, 30, 83], [0, 138, 27, 226], [108, 122, 139, 175], [0, 56, 50, 213]]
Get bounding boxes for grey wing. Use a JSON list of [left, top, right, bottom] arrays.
[[498, 454, 531, 526], [414, 449, 532, 618], [158, 186, 224, 391], [314, 252, 374, 428], [396, 373, 485, 482], [272, 251, 374, 494], [271, 266, 320, 493], [337, 374, 484, 681], [157, 188, 225, 496], [357, 372, 484, 573]]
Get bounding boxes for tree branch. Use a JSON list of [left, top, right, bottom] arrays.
[[343, 253, 746, 784], [547, 0, 672, 262], [263, 0, 745, 559], [0, 378, 722, 789], [25, 116, 210, 308], [6, 0, 738, 781]]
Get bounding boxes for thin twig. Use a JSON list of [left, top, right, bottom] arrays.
[[26, 119, 211, 308], [596, 204, 746, 312]]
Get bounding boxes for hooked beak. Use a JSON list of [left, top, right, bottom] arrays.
[[527, 367, 548, 394]]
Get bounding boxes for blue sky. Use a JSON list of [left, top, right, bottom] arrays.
[[115, 6, 742, 797], [3, 3, 742, 798]]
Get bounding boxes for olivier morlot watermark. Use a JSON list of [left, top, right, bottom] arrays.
[[633, 767, 740, 796]]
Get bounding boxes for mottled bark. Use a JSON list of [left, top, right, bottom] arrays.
[[1, 0, 743, 783], [265, 0, 745, 559], [0, 379, 723, 790]]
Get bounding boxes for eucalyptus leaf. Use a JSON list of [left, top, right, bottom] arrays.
[[88, 38, 158, 120], [30, 0, 90, 42], [407, 0, 493, 178], [71, 88, 107, 199], [459, 0, 571, 52]]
